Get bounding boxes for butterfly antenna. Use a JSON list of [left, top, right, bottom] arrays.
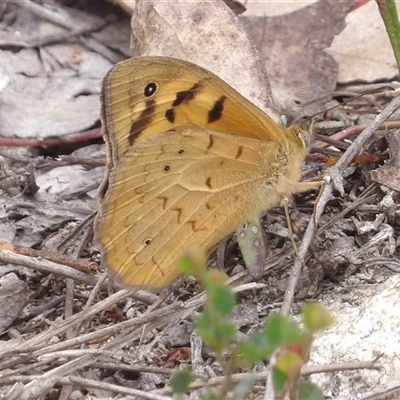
[[304, 84, 394, 122], [299, 37, 312, 118]]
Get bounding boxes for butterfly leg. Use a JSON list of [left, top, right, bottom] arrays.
[[281, 198, 305, 266], [281, 179, 324, 264], [303, 180, 325, 228], [295, 180, 325, 228], [312, 180, 326, 227]]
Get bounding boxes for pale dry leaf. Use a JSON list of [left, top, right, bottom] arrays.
[[0, 5, 113, 139], [0, 72, 103, 138], [0, 273, 28, 332], [0, 146, 103, 249], [327, 1, 398, 84], [109, 0, 246, 15], [36, 165, 104, 198], [1, 191, 96, 248], [92, 23, 131, 58]]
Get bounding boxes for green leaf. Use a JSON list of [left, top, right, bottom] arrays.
[[201, 392, 221, 400], [297, 382, 323, 400], [263, 314, 303, 346], [195, 311, 216, 346], [272, 365, 287, 395], [208, 284, 236, 316], [169, 369, 193, 394], [275, 351, 302, 376], [195, 311, 237, 352], [233, 374, 256, 399], [239, 331, 274, 362], [177, 249, 207, 278], [302, 302, 334, 332], [218, 321, 237, 344], [177, 252, 196, 276]]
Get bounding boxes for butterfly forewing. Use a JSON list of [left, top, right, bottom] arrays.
[[102, 57, 290, 164]]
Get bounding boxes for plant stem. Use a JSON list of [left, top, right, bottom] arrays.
[[376, 0, 400, 74]]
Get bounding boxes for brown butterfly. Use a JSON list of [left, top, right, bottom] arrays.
[[95, 56, 319, 289]]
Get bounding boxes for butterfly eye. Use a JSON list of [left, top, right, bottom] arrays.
[[143, 238, 152, 246], [178, 148, 185, 155], [164, 164, 171, 172], [144, 82, 157, 97], [299, 129, 313, 147]]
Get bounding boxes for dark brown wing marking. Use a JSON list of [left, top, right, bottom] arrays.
[[172, 207, 183, 223], [207, 134, 214, 150], [157, 196, 168, 210], [235, 145, 243, 159], [165, 108, 175, 123], [172, 82, 204, 106], [129, 99, 156, 145], [208, 96, 226, 123], [187, 219, 206, 232], [154, 257, 166, 277]]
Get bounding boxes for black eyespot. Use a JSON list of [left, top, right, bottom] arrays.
[[144, 82, 157, 97], [143, 238, 152, 246], [164, 164, 171, 172], [178, 148, 185, 154]]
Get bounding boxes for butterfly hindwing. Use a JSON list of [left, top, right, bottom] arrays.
[[97, 129, 289, 288]]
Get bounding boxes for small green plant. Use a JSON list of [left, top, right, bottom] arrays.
[[169, 250, 334, 399]]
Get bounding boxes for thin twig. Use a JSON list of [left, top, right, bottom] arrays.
[[0, 129, 101, 148], [358, 384, 400, 400], [0, 248, 98, 284]]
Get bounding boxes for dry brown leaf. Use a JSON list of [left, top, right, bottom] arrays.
[[241, 0, 354, 116], [369, 131, 400, 192], [244, 0, 318, 17]]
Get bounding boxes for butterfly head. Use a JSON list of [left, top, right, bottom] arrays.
[[284, 120, 313, 152]]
